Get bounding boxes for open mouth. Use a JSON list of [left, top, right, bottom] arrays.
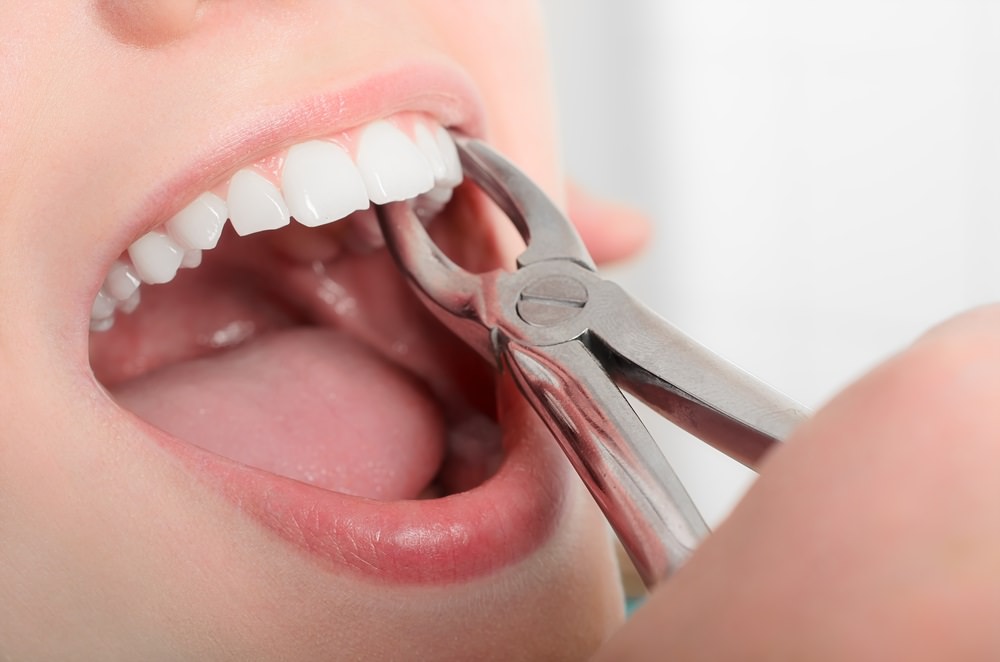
[[87, 109, 570, 583]]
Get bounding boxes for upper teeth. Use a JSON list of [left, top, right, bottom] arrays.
[[91, 115, 462, 332]]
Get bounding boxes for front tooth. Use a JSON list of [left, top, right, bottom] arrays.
[[128, 231, 185, 284], [355, 120, 435, 204], [165, 192, 227, 250], [282, 140, 370, 227], [434, 126, 462, 188], [227, 169, 290, 236]]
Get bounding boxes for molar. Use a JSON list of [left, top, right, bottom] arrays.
[[93, 261, 143, 330], [90, 289, 117, 323], [181, 249, 203, 269], [119, 289, 141, 315]]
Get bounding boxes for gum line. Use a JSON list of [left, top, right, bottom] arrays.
[[91, 113, 462, 331]]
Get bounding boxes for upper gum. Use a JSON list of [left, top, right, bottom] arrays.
[[209, 111, 440, 198]]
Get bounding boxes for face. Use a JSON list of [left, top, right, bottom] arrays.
[[0, 2, 624, 658]]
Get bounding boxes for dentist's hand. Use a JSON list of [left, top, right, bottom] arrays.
[[597, 306, 1000, 660]]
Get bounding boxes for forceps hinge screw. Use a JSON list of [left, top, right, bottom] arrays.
[[515, 275, 589, 327]]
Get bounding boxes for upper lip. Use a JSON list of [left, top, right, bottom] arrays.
[[86, 58, 487, 316]]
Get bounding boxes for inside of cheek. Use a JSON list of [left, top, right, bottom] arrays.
[[87, 203, 503, 501]]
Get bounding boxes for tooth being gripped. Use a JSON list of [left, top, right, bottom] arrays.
[[165, 192, 227, 250], [355, 120, 435, 204], [414, 123, 449, 183], [414, 185, 454, 223], [434, 125, 462, 188], [227, 169, 291, 236], [128, 231, 185, 284], [281, 140, 370, 227]]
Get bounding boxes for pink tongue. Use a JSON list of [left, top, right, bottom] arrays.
[[113, 328, 446, 500]]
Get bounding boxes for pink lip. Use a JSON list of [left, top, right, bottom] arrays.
[[145, 377, 571, 584]]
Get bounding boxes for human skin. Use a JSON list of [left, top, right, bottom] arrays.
[[7, 2, 994, 660], [0, 1, 652, 659], [599, 305, 1000, 660]]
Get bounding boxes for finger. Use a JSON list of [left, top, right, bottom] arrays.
[[566, 181, 652, 265], [595, 304, 1000, 660]]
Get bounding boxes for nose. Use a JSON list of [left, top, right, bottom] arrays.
[[94, 0, 201, 46]]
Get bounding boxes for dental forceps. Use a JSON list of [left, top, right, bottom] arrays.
[[376, 135, 809, 589]]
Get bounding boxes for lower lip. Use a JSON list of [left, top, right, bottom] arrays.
[[148, 377, 571, 584]]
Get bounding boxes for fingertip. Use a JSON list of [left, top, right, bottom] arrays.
[[566, 181, 653, 265], [914, 303, 1000, 350]]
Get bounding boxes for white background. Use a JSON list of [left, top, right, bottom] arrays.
[[541, 0, 1000, 524]]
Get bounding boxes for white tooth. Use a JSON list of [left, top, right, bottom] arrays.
[[423, 185, 454, 207], [434, 126, 462, 188], [355, 120, 435, 204], [413, 185, 453, 223], [91, 288, 117, 320], [104, 260, 140, 301], [282, 140, 370, 227], [128, 231, 185, 284], [413, 123, 449, 183], [181, 249, 202, 269], [90, 316, 114, 332], [165, 192, 227, 250], [118, 289, 141, 314], [227, 169, 290, 236]]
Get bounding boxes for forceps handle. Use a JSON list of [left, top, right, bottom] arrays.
[[587, 279, 809, 469], [503, 339, 710, 587]]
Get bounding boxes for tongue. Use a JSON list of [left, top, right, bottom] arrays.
[[112, 328, 446, 500]]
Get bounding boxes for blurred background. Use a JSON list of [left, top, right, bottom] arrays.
[[541, 0, 1000, 525]]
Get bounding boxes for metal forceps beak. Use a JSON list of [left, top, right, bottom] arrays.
[[377, 134, 810, 588]]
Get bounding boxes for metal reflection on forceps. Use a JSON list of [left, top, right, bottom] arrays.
[[375, 134, 810, 589]]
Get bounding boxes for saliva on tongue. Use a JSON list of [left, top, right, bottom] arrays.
[[113, 327, 447, 500]]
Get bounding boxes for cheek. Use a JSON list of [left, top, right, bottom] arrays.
[[423, 1, 562, 192], [418, 1, 565, 263]]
